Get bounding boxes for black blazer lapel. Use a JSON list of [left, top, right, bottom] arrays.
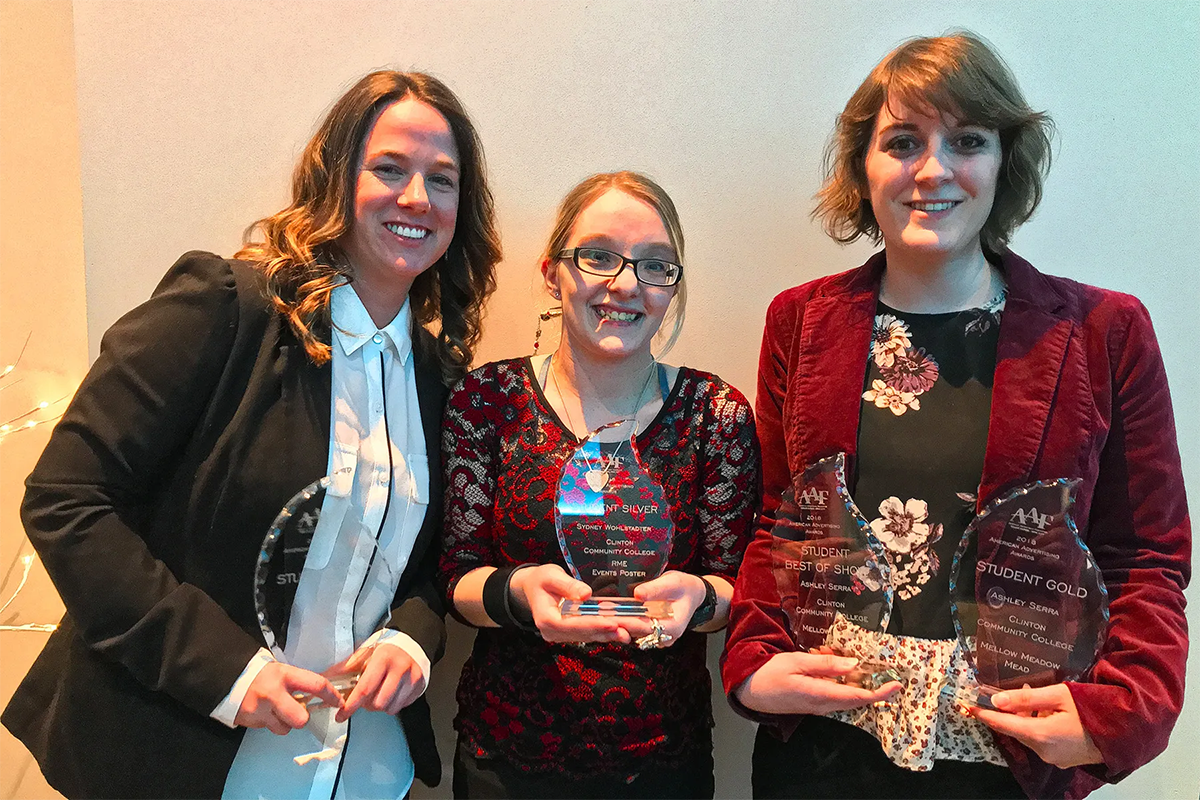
[[397, 332, 447, 787], [282, 342, 333, 486], [412, 338, 447, 513], [411, 332, 447, 558]]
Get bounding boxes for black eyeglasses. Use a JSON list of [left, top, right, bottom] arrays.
[[557, 247, 683, 287]]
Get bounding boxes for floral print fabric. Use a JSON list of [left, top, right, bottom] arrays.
[[856, 295, 1003, 628], [864, 313, 942, 415], [863, 289, 1001, 418], [844, 295, 1005, 768], [869, 496, 944, 601], [824, 615, 1006, 770]]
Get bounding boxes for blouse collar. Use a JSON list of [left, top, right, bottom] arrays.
[[331, 283, 413, 365]]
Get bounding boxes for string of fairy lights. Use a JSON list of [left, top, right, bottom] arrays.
[[0, 555, 56, 632], [0, 333, 69, 440], [1, 332, 68, 633]]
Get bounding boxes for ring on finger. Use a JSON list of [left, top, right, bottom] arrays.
[[636, 619, 672, 650]]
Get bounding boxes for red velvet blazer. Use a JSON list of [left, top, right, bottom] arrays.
[[721, 250, 1190, 799]]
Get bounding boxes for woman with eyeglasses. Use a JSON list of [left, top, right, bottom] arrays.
[[721, 33, 1188, 799], [440, 171, 760, 798]]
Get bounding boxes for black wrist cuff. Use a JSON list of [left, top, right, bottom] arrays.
[[688, 576, 718, 630], [482, 565, 538, 632]]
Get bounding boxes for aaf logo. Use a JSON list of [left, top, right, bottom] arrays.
[[987, 586, 1009, 609], [1010, 507, 1052, 530], [798, 487, 829, 508], [597, 454, 625, 472]]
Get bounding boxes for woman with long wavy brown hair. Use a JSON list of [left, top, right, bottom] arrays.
[[3, 70, 500, 800], [240, 70, 500, 380]]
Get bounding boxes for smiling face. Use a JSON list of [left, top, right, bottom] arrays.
[[864, 98, 1001, 266], [543, 188, 677, 364], [340, 97, 460, 322]]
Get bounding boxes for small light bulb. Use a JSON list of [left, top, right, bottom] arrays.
[[38, 401, 49, 409], [0, 424, 10, 432], [21, 555, 33, 566], [25, 420, 37, 428], [2, 365, 13, 374]]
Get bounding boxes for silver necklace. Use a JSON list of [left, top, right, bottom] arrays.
[[547, 354, 657, 491]]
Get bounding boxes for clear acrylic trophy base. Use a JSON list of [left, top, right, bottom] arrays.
[[834, 658, 903, 691], [292, 673, 359, 707], [940, 683, 998, 710], [559, 597, 674, 619]]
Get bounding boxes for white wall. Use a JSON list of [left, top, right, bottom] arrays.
[[16, 1, 1200, 797]]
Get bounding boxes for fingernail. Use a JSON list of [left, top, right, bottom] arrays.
[[991, 692, 1008, 708], [836, 656, 859, 668]]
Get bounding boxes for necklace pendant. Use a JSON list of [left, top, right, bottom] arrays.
[[585, 469, 609, 492]]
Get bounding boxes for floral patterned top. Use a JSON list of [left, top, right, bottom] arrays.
[[440, 358, 759, 776], [857, 294, 1004, 640]]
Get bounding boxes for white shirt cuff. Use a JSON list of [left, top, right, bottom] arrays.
[[366, 628, 431, 696], [210, 647, 275, 728]]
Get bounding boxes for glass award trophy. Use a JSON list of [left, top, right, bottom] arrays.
[[770, 453, 897, 688], [949, 479, 1109, 708], [254, 477, 358, 705], [555, 421, 674, 618]]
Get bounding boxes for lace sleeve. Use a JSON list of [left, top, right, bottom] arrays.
[[696, 379, 761, 578], [439, 367, 501, 604]]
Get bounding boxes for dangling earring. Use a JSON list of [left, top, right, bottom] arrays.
[[534, 307, 562, 353]]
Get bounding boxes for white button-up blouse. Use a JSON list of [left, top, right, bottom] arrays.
[[216, 285, 431, 799]]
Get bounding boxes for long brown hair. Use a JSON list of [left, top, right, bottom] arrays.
[[237, 71, 501, 381], [813, 32, 1054, 255], [541, 171, 688, 355]]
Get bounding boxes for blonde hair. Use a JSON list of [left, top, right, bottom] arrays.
[[541, 171, 687, 355], [237, 71, 501, 381], [813, 31, 1054, 255]]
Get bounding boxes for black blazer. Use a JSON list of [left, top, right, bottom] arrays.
[[3, 252, 448, 799]]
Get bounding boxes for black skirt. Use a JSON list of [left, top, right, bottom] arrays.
[[752, 716, 1027, 800], [453, 735, 715, 800]]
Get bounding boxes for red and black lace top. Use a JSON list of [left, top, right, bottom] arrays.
[[440, 357, 760, 776]]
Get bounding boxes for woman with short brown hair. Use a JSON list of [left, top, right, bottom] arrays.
[[723, 32, 1189, 799], [814, 32, 1052, 255]]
